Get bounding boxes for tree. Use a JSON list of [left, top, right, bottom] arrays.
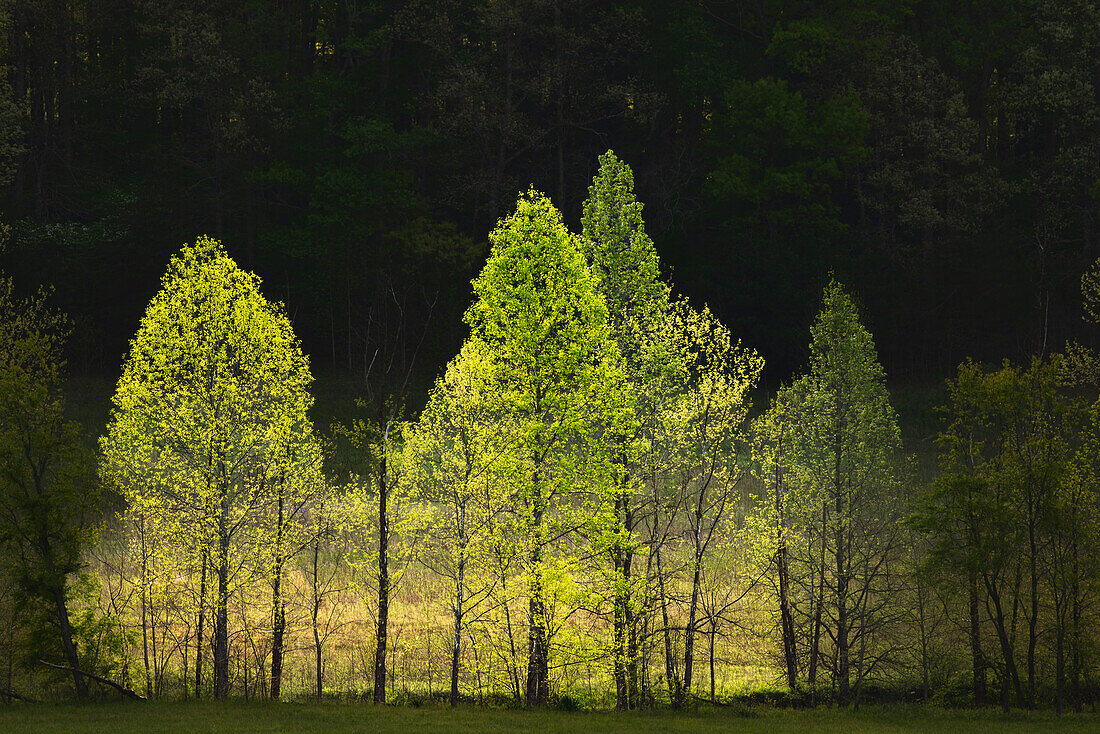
[[580, 149, 670, 710], [647, 298, 762, 709], [0, 275, 98, 699], [1060, 255, 1100, 712], [751, 390, 801, 693], [264, 438, 326, 701], [465, 189, 634, 706], [404, 339, 516, 707], [1062, 401, 1100, 714], [775, 280, 903, 706], [919, 357, 1074, 710], [101, 236, 319, 700]]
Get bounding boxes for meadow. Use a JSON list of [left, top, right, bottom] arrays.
[[2, 701, 1099, 734]]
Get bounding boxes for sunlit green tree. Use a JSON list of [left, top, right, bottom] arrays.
[[580, 149, 670, 710], [774, 280, 903, 706], [101, 236, 319, 700], [465, 190, 634, 706], [403, 339, 518, 707]]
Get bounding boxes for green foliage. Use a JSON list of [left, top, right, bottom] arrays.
[[924, 357, 1073, 576], [101, 235, 321, 698], [1065, 257, 1100, 386], [464, 188, 636, 704], [706, 78, 868, 243], [404, 339, 515, 564], [466, 189, 635, 464], [917, 355, 1082, 709], [0, 273, 100, 697], [751, 280, 903, 701], [102, 235, 318, 527], [787, 280, 901, 497], [581, 150, 669, 381]]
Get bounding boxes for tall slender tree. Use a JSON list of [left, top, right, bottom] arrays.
[[650, 298, 762, 709], [465, 190, 633, 706], [404, 339, 516, 707], [780, 280, 903, 706], [580, 150, 670, 710]]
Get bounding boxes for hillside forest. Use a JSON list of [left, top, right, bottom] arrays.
[[3, 0, 1100, 715]]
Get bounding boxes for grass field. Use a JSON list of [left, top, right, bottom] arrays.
[[1, 702, 1098, 734]]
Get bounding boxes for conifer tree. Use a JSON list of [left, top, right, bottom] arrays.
[[792, 281, 902, 704], [772, 280, 902, 705]]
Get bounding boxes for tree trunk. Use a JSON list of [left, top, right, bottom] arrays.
[[1072, 539, 1082, 713], [502, 574, 521, 702], [1056, 593, 1065, 716], [195, 550, 207, 699], [968, 570, 986, 704], [140, 514, 152, 699], [312, 539, 323, 701], [213, 496, 231, 700], [625, 536, 638, 709], [808, 503, 827, 705], [525, 464, 549, 708], [51, 585, 87, 699], [985, 577, 1025, 709], [916, 570, 930, 704], [374, 450, 389, 704], [1026, 504, 1039, 710], [679, 553, 701, 709], [526, 581, 549, 707], [451, 540, 465, 708], [613, 496, 628, 710], [775, 466, 797, 692], [709, 623, 716, 703], [270, 487, 286, 701], [656, 546, 678, 705], [37, 504, 86, 699], [835, 455, 849, 706]]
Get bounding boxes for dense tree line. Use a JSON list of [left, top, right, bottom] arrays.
[[0, 0, 1097, 382], [1, 152, 1100, 713]]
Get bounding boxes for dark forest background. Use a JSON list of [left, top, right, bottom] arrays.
[[0, 0, 1094, 388]]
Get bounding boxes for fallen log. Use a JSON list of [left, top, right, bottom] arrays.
[[37, 660, 146, 701], [0, 687, 36, 703]]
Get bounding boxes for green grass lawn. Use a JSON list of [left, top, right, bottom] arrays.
[[1, 702, 1097, 734]]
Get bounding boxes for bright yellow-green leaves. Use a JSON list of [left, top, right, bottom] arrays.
[[581, 150, 669, 382], [463, 189, 640, 703], [100, 236, 322, 696], [103, 235, 316, 514], [467, 189, 636, 489], [652, 296, 764, 547]]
